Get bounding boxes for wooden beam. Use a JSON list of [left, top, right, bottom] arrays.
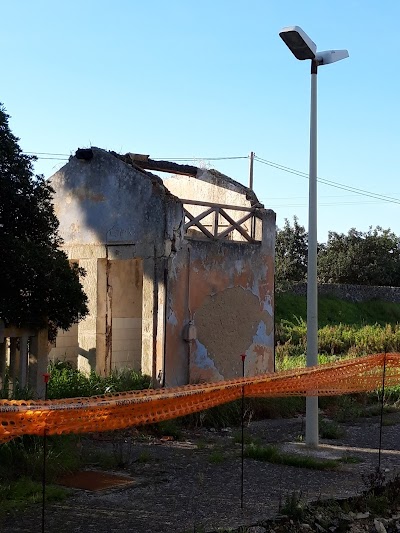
[[184, 209, 215, 239], [218, 210, 255, 242], [181, 199, 258, 213]]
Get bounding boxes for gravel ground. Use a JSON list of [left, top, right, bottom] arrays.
[[1, 413, 400, 533]]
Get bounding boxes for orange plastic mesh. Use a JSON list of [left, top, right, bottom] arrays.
[[1, 353, 399, 443]]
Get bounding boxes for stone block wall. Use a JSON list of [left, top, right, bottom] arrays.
[[290, 283, 400, 303]]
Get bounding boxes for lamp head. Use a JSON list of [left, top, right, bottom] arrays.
[[279, 26, 317, 60], [316, 49, 349, 65]]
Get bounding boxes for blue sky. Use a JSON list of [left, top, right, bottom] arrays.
[[1, 1, 399, 242]]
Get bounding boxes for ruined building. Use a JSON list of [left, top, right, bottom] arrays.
[[49, 148, 276, 386]]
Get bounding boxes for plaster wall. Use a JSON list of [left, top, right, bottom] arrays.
[[164, 171, 261, 242], [50, 149, 184, 380], [164, 170, 254, 207], [165, 209, 275, 386]]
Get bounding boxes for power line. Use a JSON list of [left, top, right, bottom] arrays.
[[25, 151, 70, 157], [24, 149, 400, 207], [152, 156, 248, 161], [254, 156, 400, 206]]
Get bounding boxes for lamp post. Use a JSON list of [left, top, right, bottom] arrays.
[[279, 26, 348, 447]]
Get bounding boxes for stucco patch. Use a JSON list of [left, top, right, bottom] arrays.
[[194, 287, 273, 379]]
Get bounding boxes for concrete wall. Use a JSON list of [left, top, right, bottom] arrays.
[[49, 323, 79, 365], [165, 208, 275, 386], [106, 258, 143, 371], [50, 148, 184, 379]]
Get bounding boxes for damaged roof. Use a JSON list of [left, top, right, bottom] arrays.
[[74, 148, 262, 207]]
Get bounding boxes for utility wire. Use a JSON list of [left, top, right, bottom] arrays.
[[25, 151, 70, 157], [152, 156, 248, 161], [254, 156, 400, 206], [24, 150, 400, 206]]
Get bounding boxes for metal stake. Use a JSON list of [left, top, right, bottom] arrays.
[[240, 354, 246, 509], [378, 352, 387, 471], [42, 373, 50, 533]]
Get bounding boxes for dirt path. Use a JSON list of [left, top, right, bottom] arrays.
[[2, 414, 400, 533]]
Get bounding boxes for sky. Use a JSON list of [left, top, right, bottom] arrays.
[[1, 1, 399, 243]]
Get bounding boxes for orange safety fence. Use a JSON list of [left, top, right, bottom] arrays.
[[1, 353, 399, 443]]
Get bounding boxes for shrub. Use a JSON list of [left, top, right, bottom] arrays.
[[47, 360, 150, 399]]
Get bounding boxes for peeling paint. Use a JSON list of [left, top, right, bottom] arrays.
[[263, 295, 273, 316], [190, 340, 224, 382], [168, 310, 178, 327], [252, 321, 269, 345]]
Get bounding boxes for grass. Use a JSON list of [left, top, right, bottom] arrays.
[[275, 293, 400, 361], [275, 293, 400, 327], [244, 443, 338, 470], [0, 478, 69, 514]]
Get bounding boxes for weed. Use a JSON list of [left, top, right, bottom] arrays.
[[279, 491, 305, 520], [319, 418, 345, 439], [362, 467, 386, 494], [0, 435, 81, 483], [364, 493, 389, 515], [0, 478, 69, 515], [209, 449, 225, 464], [232, 430, 258, 445], [248, 397, 305, 419], [153, 419, 183, 440], [47, 360, 150, 400], [244, 443, 338, 470], [81, 448, 118, 469], [339, 455, 363, 464], [332, 396, 364, 423], [136, 450, 152, 463]]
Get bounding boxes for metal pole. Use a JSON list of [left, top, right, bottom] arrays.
[[248, 152, 255, 190], [240, 353, 246, 509], [305, 59, 319, 447], [42, 373, 50, 533], [378, 352, 387, 470]]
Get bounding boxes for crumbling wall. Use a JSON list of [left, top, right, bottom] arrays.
[[165, 208, 275, 385], [50, 148, 184, 380], [164, 168, 259, 207]]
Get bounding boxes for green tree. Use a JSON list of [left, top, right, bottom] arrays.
[[0, 104, 88, 338], [318, 226, 400, 286], [275, 216, 308, 290]]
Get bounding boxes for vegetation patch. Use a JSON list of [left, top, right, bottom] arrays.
[[244, 443, 338, 470], [0, 478, 68, 515]]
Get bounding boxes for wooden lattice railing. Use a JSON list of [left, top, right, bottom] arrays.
[[181, 199, 261, 243]]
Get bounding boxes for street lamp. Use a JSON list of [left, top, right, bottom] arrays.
[[279, 26, 348, 447]]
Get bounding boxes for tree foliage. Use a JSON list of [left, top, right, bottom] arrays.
[[0, 104, 88, 338], [275, 216, 308, 290], [275, 218, 400, 288], [318, 226, 400, 286]]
